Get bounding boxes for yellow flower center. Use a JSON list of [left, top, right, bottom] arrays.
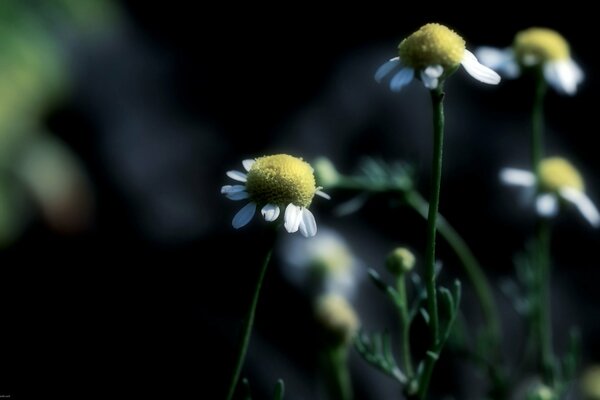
[[513, 28, 570, 64], [398, 23, 465, 69], [315, 294, 359, 344], [245, 154, 317, 207], [539, 157, 584, 192], [311, 245, 353, 278]]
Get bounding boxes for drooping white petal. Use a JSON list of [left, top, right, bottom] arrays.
[[261, 203, 281, 222], [242, 159, 255, 172], [315, 190, 331, 200], [389, 67, 415, 92], [375, 57, 401, 83], [499, 168, 536, 187], [460, 49, 502, 85], [421, 65, 444, 89], [298, 208, 317, 237], [221, 184, 246, 194], [474, 47, 520, 78], [536, 193, 559, 217], [226, 191, 249, 200], [226, 170, 247, 182], [232, 202, 256, 229], [543, 59, 584, 96], [559, 187, 600, 227], [284, 204, 303, 233]]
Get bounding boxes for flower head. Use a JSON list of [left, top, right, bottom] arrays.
[[315, 293, 360, 345], [476, 27, 583, 95], [386, 247, 416, 276], [500, 157, 599, 227], [222, 154, 329, 237], [280, 227, 363, 298], [581, 365, 600, 400], [375, 23, 500, 91]]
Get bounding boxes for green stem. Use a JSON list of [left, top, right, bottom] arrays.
[[396, 275, 414, 377], [417, 86, 445, 399], [531, 70, 547, 174], [530, 67, 553, 384], [536, 219, 554, 384], [425, 86, 444, 345], [226, 247, 274, 400], [324, 346, 353, 400], [405, 191, 501, 350]]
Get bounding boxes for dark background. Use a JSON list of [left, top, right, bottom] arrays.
[[0, 4, 598, 399]]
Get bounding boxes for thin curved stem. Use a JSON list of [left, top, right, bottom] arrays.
[[226, 247, 273, 400], [405, 191, 501, 348], [324, 346, 353, 400], [396, 275, 414, 378]]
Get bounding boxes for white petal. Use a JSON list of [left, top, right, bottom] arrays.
[[559, 188, 600, 227], [389, 67, 415, 92], [544, 60, 584, 96], [232, 202, 256, 229], [499, 168, 536, 187], [298, 208, 317, 237], [226, 170, 247, 182], [242, 159, 255, 172], [261, 203, 281, 222], [421, 65, 444, 89], [226, 191, 250, 201], [474, 47, 520, 78], [374, 57, 400, 83], [284, 204, 303, 233], [221, 184, 246, 194], [536, 193, 559, 217], [460, 49, 502, 85], [315, 190, 331, 200]]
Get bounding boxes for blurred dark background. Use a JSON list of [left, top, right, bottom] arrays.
[[0, 3, 598, 398]]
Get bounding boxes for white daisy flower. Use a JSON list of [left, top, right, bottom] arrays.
[[476, 27, 584, 95], [500, 157, 599, 227], [375, 23, 501, 92], [221, 154, 329, 237], [314, 293, 360, 345], [280, 227, 363, 298]]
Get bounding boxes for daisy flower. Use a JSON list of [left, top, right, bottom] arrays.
[[500, 157, 599, 227], [476, 27, 584, 95], [314, 293, 360, 345], [280, 227, 363, 298], [221, 154, 329, 237], [375, 23, 501, 91]]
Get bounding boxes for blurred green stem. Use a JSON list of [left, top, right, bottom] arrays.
[[396, 274, 414, 377], [226, 246, 274, 400], [405, 191, 501, 351], [324, 346, 353, 400], [530, 68, 554, 384]]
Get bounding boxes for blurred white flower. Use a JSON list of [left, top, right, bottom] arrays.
[[476, 27, 583, 95], [500, 157, 599, 227], [280, 227, 363, 298]]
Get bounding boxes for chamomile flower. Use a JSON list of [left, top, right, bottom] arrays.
[[476, 27, 584, 95], [280, 227, 363, 298], [375, 23, 501, 91], [500, 157, 599, 227], [221, 154, 329, 237], [315, 293, 360, 345]]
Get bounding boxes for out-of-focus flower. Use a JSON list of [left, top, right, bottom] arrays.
[[526, 384, 555, 400], [280, 227, 363, 298], [476, 27, 583, 95], [375, 23, 500, 92], [221, 154, 329, 237], [314, 293, 359, 345], [581, 365, 600, 400], [500, 157, 599, 227]]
